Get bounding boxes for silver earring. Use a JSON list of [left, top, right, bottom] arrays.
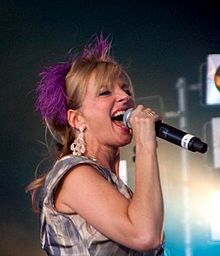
[[70, 127, 86, 156]]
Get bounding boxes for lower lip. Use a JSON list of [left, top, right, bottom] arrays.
[[113, 121, 130, 131]]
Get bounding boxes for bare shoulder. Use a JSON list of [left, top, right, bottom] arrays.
[[54, 163, 153, 250], [54, 163, 117, 213], [60, 163, 100, 181]]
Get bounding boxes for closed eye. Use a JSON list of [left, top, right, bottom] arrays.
[[99, 90, 111, 96], [124, 88, 132, 96], [121, 82, 133, 96]]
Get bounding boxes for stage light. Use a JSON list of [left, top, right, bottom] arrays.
[[201, 54, 220, 106], [209, 191, 220, 241], [214, 65, 220, 91], [119, 160, 128, 185], [211, 117, 220, 169]]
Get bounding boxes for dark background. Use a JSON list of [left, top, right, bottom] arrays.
[[1, 1, 220, 255]]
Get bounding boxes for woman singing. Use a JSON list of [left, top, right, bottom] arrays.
[[27, 35, 164, 256]]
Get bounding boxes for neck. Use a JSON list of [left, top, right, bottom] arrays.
[[86, 147, 120, 176]]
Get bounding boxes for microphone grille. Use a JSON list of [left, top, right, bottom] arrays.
[[123, 108, 133, 128]]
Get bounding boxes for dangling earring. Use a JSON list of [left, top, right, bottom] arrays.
[[70, 126, 86, 156]]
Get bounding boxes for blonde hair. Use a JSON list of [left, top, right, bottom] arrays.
[[27, 38, 133, 212]]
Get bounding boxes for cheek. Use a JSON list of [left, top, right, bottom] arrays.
[[85, 104, 109, 124], [81, 101, 111, 132], [86, 112, 108, 131], [85, 118, 111, 145]]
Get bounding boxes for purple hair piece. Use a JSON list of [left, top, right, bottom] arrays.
[[35, 35, 113, 126], [82, 34, 112, 60], [35, 62, 71, 125]]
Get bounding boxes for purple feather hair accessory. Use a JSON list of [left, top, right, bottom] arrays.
[[82, 34, 112, 60], [35, 62, 71, 125], [35, 34, 113, 126]]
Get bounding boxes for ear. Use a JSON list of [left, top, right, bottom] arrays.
[[67, 109, 85, 129]]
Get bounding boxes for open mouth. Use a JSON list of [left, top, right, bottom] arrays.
[[111, 110, 126, 126]]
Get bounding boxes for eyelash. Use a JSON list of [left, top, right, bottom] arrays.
[[98, 88, 132, 96], [99, 90, 111, 96], [124, 89, 132, 96]]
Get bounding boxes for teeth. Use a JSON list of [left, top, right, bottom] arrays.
[[112, 110, 125, 118]]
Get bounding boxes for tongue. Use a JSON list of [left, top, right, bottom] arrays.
[[113, 120, 126, 127]]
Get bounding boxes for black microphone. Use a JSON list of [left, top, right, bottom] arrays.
[[123, 108, 208, 153]]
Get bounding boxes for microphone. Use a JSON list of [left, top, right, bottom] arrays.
[[123, 108, 208, 153]]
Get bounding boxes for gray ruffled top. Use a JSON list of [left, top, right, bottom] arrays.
[[39, 155, 164, 256]]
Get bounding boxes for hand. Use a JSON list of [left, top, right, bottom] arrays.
[[130, 105, 161, 150]]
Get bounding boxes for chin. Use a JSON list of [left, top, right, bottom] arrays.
[[120, 136, 132, 146]]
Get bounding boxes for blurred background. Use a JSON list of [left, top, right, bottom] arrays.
[[1, 1, 220, 255]]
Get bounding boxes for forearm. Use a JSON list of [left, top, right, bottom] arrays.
[[128, 145, 164, 243]]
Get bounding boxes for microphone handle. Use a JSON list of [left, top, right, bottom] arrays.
[[155, 121, 208, 153], [123, 108, 208, 153]]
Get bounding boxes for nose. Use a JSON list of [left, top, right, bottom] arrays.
[[116, 88, 131, 103]]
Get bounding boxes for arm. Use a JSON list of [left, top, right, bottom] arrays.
[[128, 105, 164, 247], [55, 106, 164, 251]]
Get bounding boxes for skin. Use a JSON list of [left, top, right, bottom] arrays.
[[55, 72, 164, 251]]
